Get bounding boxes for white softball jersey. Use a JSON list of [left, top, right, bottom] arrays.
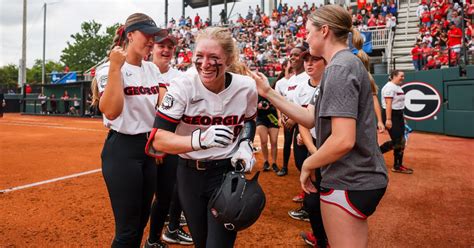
[[381, 81, 405, 110], [293, 80, 320, 139], [152, 69, 258, 161], [285, 72, 310, 103], [274, 78, 289, 98], [96, 61, 163, 135], [158, 67, 183, 87]]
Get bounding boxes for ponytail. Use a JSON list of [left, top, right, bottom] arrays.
[[352, 27, 370, 71], [91, 77, 100, 107]]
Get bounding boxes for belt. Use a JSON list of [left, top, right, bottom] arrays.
[[180, 158, 231, 171], [109, 129, 151, 139]]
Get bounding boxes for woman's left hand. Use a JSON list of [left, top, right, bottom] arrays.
[[300, 164, 317, 194]]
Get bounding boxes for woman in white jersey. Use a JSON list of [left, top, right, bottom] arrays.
[[145, 35, 193, 247], [252, 5, 388, 248], [379, 70, 414, 174], [145, 27, 258, 248], [94, 13, 168, 248]]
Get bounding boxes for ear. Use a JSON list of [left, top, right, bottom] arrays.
[[127, 31, 133, 40], [321, 25, 330, 38]]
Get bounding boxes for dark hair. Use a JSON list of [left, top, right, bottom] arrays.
[[389, 69, 403, 80]]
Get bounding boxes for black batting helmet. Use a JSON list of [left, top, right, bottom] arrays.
[[208, 171, 266, 231]]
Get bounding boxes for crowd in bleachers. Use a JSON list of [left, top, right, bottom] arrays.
[[351, 0, 398, 31], [412, 0, 473, 70], [164, 1, 397, 76]]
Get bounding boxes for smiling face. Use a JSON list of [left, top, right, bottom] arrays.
[[153, 39, 176, 64], [193, 38, 228, 86], [289, 48, 305, 72], [127, 31, 155, 59]]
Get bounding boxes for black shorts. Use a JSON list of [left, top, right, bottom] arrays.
[[256, 114, 279, 129], [320, 187, 386, 219]]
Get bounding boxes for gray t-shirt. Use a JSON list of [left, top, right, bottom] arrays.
[[314, 49, 388, 190]]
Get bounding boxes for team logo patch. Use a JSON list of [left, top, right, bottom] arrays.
[[161, 94, 174, 110], [98, 75, 108, 89], [401, 82, 441, 121]]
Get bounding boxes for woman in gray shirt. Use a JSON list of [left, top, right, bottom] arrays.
[[252, 5, 387, 248]]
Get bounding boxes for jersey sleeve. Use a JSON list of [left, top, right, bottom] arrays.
[[145, 78, 187, 158], [318, 65, 359, 119], [95, 64, 110, 94], [275, 78, 286, 96], [382, 84, 396, 98]]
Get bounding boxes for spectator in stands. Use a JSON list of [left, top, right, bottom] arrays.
[[194, 13, 200, 26], [447, 21, 462, 53], [425, 55, 437, 69], [417, 3, 428, 23], [422, 32, 433, 47], [421, 7, 432, 27], [388, 1, 398, 21], [368, 14, 377, 27], [421, 42, 432, 67], [411, 43, 423, 70], [220, 9, 227, 25], [450, 11, 462, 28]]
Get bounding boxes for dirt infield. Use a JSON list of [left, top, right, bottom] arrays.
[[0, 114, 472, 247]]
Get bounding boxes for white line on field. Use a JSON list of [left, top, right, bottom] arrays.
[[0, 121, 106, 132], [0, 169, 102, 194]]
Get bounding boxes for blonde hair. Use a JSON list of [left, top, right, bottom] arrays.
[[90, 77, 100, 107], [195, 27, 239, 66], [227, 61, 252, 76], [368, 73, 379, 95]]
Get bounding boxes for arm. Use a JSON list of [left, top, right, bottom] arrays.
[[153, 129, 195, 154], [373, 95, 385, 133], [300, 117, 356, 193], [298, 124, 317, 154], [385, 97, 393, 129], [99, 46, 126, 120], [251, 72, 314, 128]]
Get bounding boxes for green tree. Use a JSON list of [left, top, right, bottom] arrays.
[[0, 64, 19, 90], [26, 59, 64, 84], [60, 21, 118, 72]]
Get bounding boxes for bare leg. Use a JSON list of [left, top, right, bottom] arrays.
[[320, 201, 368, 248], [268, 127, 279, 164], [257, 125, 269, 162]]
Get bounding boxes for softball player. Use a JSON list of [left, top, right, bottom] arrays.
[[290, 53, 329, 247], [95, 13, 168, 248], [145, 27, 258, 248], [145, 35, 193, 247], [275, 45, 310, 177], [256, 95, 279, 172], [252, 5, 388, 248], [380, 70, 414, 174]]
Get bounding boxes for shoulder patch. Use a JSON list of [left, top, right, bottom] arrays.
[[99, 75, 108, 89], [161, 94, 174, 110]]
